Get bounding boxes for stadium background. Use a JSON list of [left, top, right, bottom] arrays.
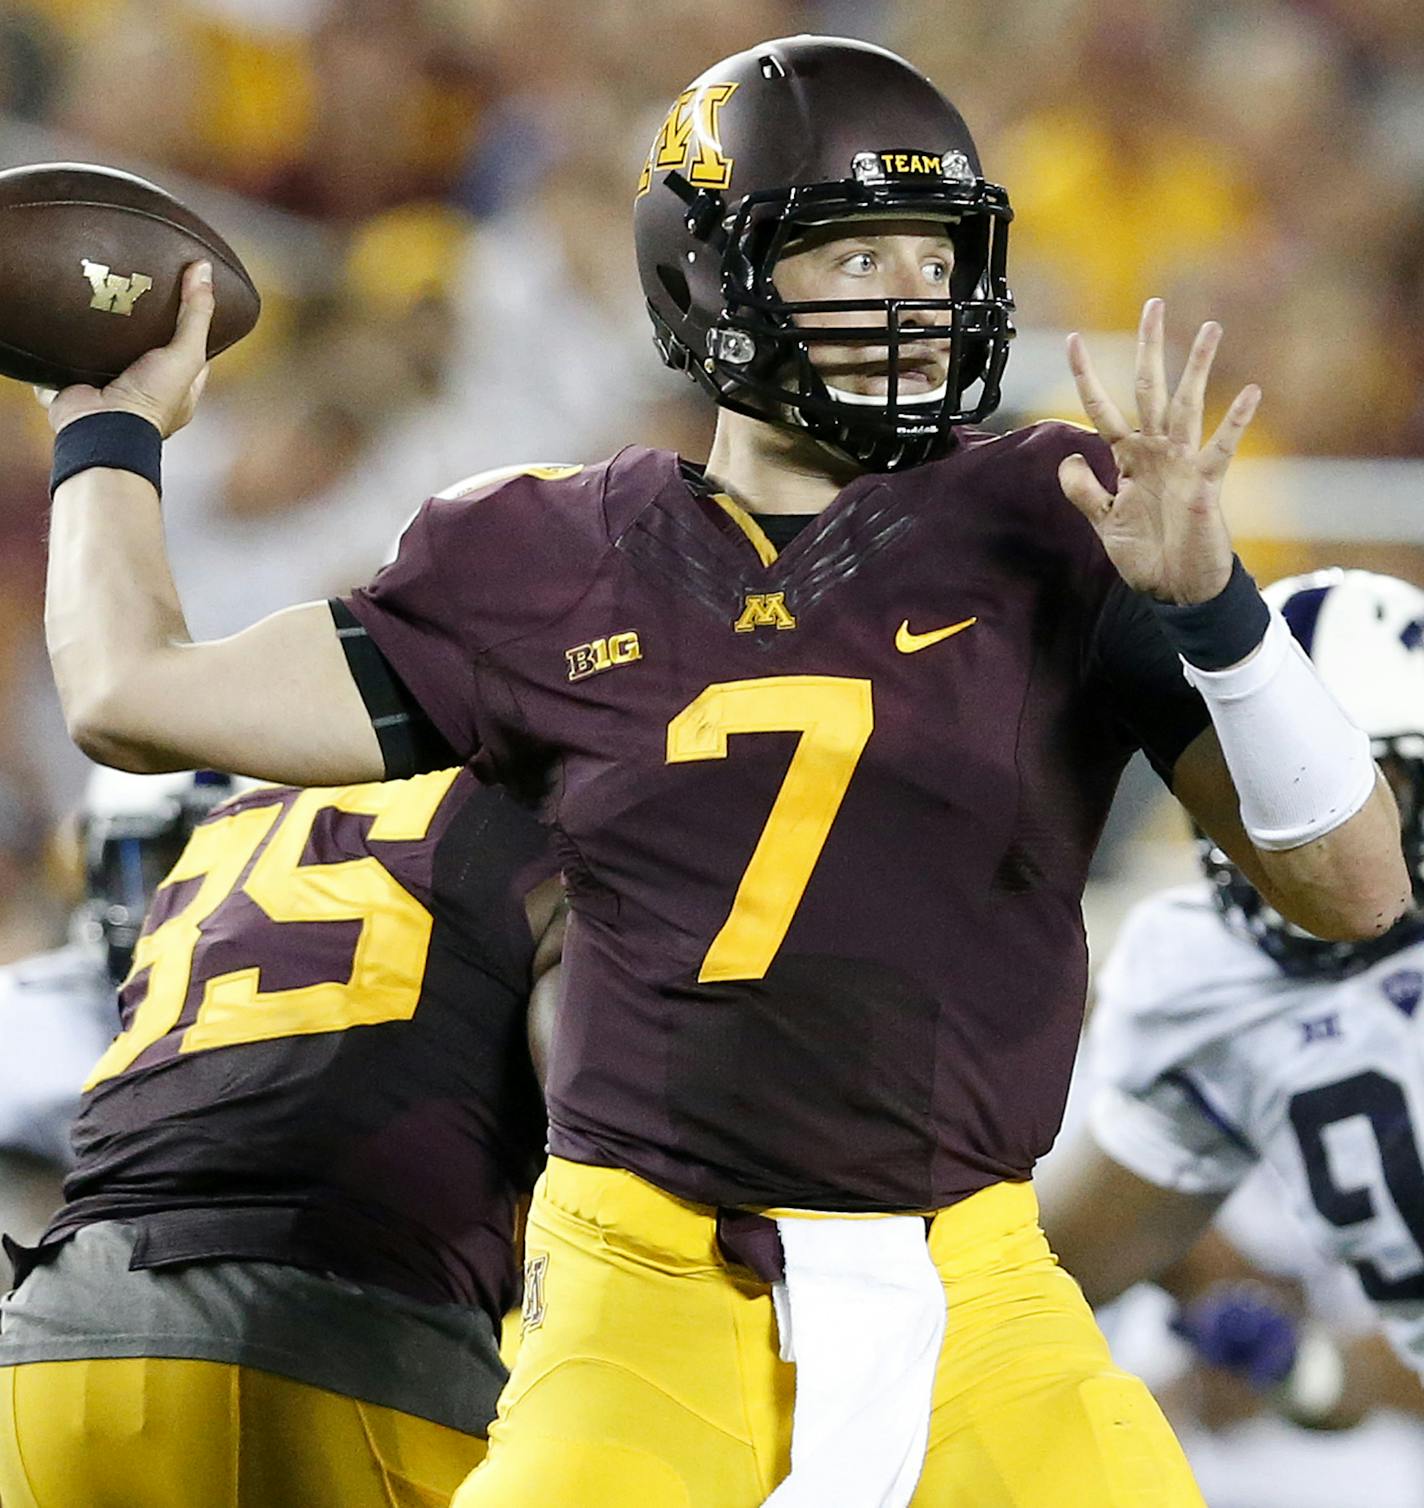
[[0, 1, 1421, 1502]]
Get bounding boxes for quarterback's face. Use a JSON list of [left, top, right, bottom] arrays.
[[772, 218, 956, 399]]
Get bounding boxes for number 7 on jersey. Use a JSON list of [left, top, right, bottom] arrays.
[[667, 675, 874, 983]]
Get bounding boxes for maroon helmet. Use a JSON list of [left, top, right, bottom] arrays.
[[634, 35, 1014, 472]]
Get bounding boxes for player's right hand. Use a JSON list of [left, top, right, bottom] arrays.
[[37, 260, 215, 440]]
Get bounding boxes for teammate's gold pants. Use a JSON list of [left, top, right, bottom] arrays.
[[0, 1356, 486, 1508], [454, 1157, 1205, 1508]]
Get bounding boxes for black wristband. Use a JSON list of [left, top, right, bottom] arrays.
[[1148, 555, 1271, 671], [50, 411, 163, 498]]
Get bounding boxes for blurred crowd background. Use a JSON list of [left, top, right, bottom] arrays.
[[0, 2, 1421, 1502]]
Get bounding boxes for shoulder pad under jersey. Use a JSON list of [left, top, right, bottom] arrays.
[[434, 462, 586, 502]]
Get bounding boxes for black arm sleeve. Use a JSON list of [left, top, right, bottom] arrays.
[[1087, 578, 1214, 786], [328, 599, 458, 779]]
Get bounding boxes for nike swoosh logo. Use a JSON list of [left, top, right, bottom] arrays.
[[895, 616, 978, 653]]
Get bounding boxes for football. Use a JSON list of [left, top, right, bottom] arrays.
[[0, 162, 261, 389]]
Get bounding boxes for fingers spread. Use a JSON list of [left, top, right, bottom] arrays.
[[1134, 298, 1168, 434], [1168, 321, 1222, 448], [1066, 332, 1132, 444], [1058, 452, 1115, 522], [1198, 384, 1261, 484]]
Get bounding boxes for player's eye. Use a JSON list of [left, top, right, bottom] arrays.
[[839, 251, 876, 275], [922, 258, 949, 285]]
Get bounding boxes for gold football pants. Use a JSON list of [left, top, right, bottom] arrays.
[[453, 1157, 1205, 1508], [0, 1356, 486, 1508]]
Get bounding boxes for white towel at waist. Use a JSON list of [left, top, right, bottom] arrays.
[[762, 1213, 946, 1508]]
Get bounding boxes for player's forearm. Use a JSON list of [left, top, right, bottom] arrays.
[[1254, 773, 1410, 941], [46, 469, 196, 771], [1163, 562, 1413, 942], [1038, 1140, 1222, 1307]]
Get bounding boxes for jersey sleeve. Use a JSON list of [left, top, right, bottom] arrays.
[[1089, 1078, 1256, 1195], [1085, 577, 1213, 784], [337, 499, 488, 772]]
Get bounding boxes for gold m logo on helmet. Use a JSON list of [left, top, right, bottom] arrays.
[[733, 592, 797, 633], [636, 81, 739, 198], [81, 259, 154, 316]]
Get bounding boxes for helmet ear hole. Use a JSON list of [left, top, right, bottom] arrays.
[[657, 263, 693, 315]]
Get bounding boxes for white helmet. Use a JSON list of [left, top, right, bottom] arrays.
[[1202, 569, 1424, 977], [77, 768, 256, 984], [1263, 569, 1424, 754]]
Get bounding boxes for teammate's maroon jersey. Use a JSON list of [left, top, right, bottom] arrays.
[[340, 425, 1211, 1211], [45, 770, 554, 1319]]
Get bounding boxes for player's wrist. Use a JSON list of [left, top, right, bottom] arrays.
[[50, 409, 163, 498], [1147, 555, 1269, 671]]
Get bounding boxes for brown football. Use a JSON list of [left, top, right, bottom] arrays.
[[0, 162, 261, 389]]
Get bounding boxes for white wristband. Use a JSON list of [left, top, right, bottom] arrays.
[[1182, 610, 1376, 851]]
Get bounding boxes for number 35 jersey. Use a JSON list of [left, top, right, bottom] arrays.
[[1086, 882, 1424, 1374], [340, 427, 1210, 1212], [46, 770, 554, 1323]]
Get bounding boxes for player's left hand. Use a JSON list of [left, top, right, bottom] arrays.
[[1058, 299, 1261, 605]]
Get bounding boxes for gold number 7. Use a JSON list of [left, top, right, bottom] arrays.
[[667, 675, 874, 983]]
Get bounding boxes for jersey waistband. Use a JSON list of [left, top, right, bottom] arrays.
[[41, 1196, 512, 1322], [535, 1156, 1040, 1285]]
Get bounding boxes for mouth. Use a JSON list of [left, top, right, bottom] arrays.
[[828, 357, 947, 400], [819, 336, 948, 395], [884, 364, 941, 393]]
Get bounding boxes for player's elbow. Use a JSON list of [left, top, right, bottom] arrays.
[[1258, 791, 1413, 942], [1273, 870, 1412, 943], [64, 684, 181, 774], [1305, 886, 1412, 942]]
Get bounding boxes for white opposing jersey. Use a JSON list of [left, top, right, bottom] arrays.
[[0, 945, 115, 1165], [1086, 882, 1424, 1373]]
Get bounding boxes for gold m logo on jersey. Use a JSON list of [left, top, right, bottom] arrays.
[[566, 630, 642, 682], [636, 81, 739, 198], [522, 1252, 548, 1332], [81, 259, 154, 316], [733, 592, 797, 633]]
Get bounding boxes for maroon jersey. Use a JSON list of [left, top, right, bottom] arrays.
[[340, 427, 1210, 1211], [46, 770, 553, 1320]]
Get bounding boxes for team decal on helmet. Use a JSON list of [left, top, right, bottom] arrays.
[[850, 150, 974, 184]]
